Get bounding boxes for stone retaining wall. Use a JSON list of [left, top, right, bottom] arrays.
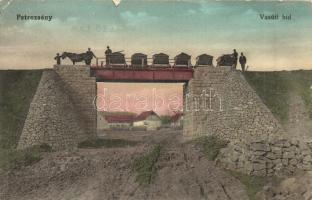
[[54, 65, 96, 137], [183, 67, 285, 141], [18, 70, 88, 150], [182, 67, 312, 176], [217, 138, 312, 176], [18, 66, 97, 150]]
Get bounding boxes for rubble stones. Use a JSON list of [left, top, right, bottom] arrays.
[[183, 67, 285, 143], [217, 138, 312, 176], [17, 66, 97, 150], [182, 67, 312, 177], [251, 142, 271, 152]]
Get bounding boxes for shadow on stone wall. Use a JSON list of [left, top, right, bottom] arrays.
[[17, 70, 91, 150]]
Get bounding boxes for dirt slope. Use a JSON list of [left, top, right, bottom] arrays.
[[257, 171, 312, 200], [0, 130, 248, 200]]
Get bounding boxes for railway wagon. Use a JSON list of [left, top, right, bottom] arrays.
[[216, 54, 236, 67], [108, 52, 126, 66], [174, 53, 191, 67], [196, 54, 213, 66], [152, 53, 170, 67], [131, 53, 148, 67]]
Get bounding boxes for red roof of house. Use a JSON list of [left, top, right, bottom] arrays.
[[134, 111, 159, 121], [104, 115, 134, 123], [171, 113, 183, 123]]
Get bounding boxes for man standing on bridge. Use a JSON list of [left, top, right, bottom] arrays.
[[54, 53, 61, 65], [105, 46, 112, 65], [86, 48, 97, 65], [239, 52, 247, 72], [232, 49, 238, 70]]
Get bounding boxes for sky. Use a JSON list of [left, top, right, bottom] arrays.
[[1, 0, 311, 115], [0, 0, 311, 70]]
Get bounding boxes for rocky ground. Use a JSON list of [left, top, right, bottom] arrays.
[[256, 171, 312, 200], [0, 129, 311, 200]]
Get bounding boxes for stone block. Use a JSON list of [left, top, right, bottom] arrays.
[[303, 155, 312, 162], [252, 169, 266, 176], [283, 151, 295, 159], [250, 143, 271, 152], [301, 150, 311, 156], [290, 140, 299, 146], [267, 168, 274, 175], [289, 159, 298, 166], [272, 146, 282, 154], [252, 150, 266, 156], [274, 163, 283, 171], [282, 158, 289, 166], [253, 163, 266, 171], [266, 152, 277, 160]]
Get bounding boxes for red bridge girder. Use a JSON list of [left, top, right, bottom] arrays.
[[91, 67, 193, 82]]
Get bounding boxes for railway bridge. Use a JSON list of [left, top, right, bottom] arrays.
[[90, 52, 201, 82], [18, 53, 283, 151], [91, 67, 194, 82]]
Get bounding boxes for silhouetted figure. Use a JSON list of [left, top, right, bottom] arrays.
[[105, 46, 112, 65], [85, 48, 96, 65], [232, 49, 238, 70], [54, 53, 61, 65], [239, 52, 247, 72]]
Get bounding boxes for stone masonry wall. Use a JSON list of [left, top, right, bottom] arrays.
[[18, 70, 89, 150], [217, 138, 312, 176], [183, 67, 285, 141], [18, 66, 97, 150], [183, 67, 312, 176], [53, 65, 97, 138]]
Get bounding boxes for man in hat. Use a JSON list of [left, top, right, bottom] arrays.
[[239, 52, 247, 72], [105, 46, 112, 65], [85, 48, 97, 65], [54, 53, 61, 65], [232, 49, 238, 70]]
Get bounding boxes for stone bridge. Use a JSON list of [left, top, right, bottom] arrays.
[[17, 65, 312, 177], [18, 65, 284, 150]]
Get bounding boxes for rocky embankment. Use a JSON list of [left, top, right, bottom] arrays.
[[0, 130, 249, 200], [217, 138, 312, 177]]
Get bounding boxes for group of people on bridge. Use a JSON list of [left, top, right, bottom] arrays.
[[55, 47, 247, 72], [54, 46, 113, 66], [232, 49, 247, 72]]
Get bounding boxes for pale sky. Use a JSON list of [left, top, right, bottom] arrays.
[[0, 0, 311, 70]]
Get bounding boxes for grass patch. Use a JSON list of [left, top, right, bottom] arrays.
[[0, 70, 42, 149], [244, 72, 290, 124], [302, 89, 312, 118], [132, 144, 161, 187], [228, 170, 281, 200], [244, 70, 312, 123], [195, 136, 228, 161], [78, 138, 139, 149], [288, 70, 312, 118], [0, 144, 52, 172]]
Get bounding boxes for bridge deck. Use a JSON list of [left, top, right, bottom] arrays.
[[91, 66, 193, 82]]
